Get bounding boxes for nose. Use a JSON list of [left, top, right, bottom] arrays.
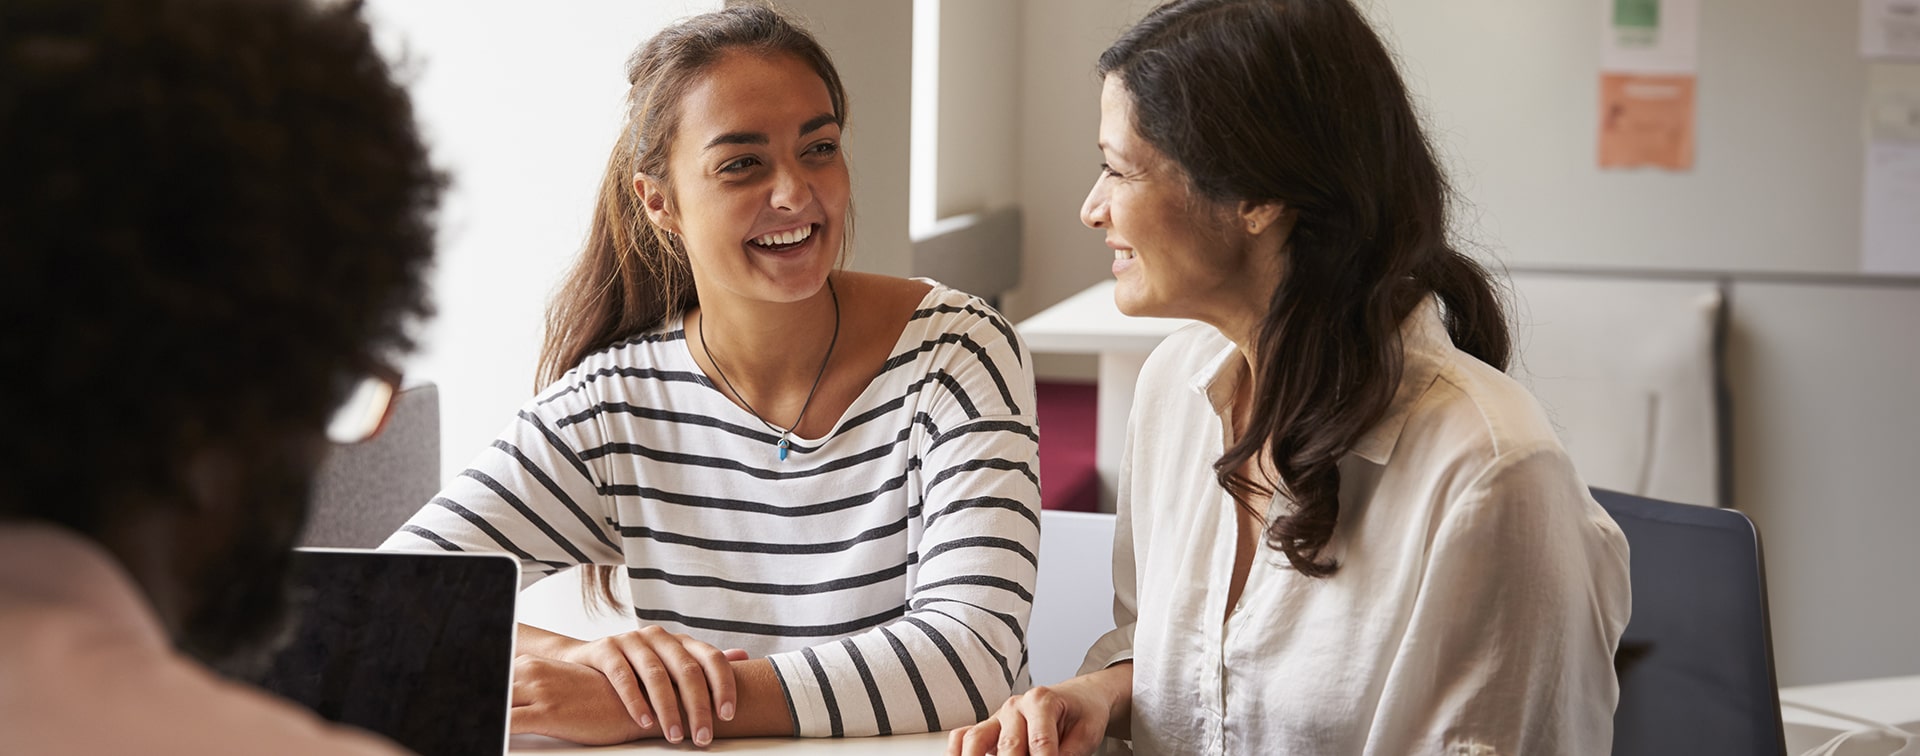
[[770, 162, 811, 213], [1080, 176, 1108, 229]]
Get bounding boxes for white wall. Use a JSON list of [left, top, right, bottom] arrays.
[[932, 0, 1021, 222], [1729, 281, 1920, 685], [1004, 0, 1159, 379], [364, 0, 722, 480], [1363, 0, 1867, 274], [770, 0, 915, 278]]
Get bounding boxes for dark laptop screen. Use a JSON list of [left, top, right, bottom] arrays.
[[248, 549, 518, 756]]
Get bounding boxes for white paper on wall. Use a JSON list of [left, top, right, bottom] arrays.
[[1863, 141, 1920, 275], [1601, 0, 1701, 75], [1862, 75, 1920, 274], [1862, 0, 1920, 61]]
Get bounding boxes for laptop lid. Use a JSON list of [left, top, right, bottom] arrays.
[[248, 548, 519, 756]]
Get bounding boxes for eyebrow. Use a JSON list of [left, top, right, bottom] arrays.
[[703, 113, 841, 151]]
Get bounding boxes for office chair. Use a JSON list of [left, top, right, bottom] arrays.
[[1593, 487, 1786, 756], [1510, 273, 1728, 507], [1029, 510, 1117, 687], [301, 383, 441, 549]]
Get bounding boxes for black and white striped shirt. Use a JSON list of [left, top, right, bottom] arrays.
[[382, 283, 1040, 737]]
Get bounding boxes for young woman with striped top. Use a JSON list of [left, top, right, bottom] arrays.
[[382, 6, 1039, 747]]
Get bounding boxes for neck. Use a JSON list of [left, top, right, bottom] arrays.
[[693, 275, 840, 387], [93, 508, 194, 638]]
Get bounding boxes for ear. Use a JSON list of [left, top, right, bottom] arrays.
[[1237, 200, 1291, 237], [182, 445, 243, 517], [634, 172, 679, 235]]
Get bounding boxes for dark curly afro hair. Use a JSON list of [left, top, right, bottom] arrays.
[[0, 0, 443, 534]]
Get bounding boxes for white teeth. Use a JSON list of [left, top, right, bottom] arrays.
[[1114, 249, 1135, 261], [752, 225, 814, 247]]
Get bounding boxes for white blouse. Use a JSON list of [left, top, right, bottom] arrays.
[[1082, 299, 1632, 755]]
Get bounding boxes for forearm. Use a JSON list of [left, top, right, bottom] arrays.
[[517, 623, 583, 659], [514, 627, 795, 742], [711, 659, 795, 738], [568, 658, 792, 741], [1085, 661, 1134, 740]]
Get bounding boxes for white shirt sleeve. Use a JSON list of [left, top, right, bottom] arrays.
[[1369, 442, 1632, 755]]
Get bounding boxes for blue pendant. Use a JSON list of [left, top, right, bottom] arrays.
[[778, 437, 790, 461]]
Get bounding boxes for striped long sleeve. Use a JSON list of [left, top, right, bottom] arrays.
[[381, 283, 1040, 738]]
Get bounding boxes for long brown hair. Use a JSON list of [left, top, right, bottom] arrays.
[[1100, 0, 1511, 577], [539, 3, 849, 610]]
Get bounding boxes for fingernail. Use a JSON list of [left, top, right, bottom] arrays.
[[696, 727, 711, 745], [639, 714, 654, 730], [668, 725, 683, 742], [721, 702, 735, 721]]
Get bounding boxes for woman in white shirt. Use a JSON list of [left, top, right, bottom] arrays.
[[949, 1, 1631, 754]]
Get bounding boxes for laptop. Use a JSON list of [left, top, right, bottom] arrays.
[[247, 548, 520, 756]]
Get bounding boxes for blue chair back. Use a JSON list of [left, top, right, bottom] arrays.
[[1593, 488, 1785, 756]]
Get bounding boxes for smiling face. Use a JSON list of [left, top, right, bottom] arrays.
[[1082, 75, 1284, 332], [641, 50, 849, 307]]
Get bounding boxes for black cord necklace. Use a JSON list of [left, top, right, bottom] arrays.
[[697, 277, 840, 461]]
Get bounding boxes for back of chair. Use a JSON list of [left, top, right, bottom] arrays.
[[301, 383, 440, 549], [1029, 510, 1117, 687], [1593, 488, 1785, 756], [1510, 273, 1727, 506]]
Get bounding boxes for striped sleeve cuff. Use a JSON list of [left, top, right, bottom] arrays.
[[769, 650, 832, 737], [769, 639, 923, 738]]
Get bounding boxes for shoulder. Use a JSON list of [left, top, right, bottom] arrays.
[[893, 276, 1018, 342], [533, 319, 693, 411], [1398, 351, 1614, 540], [0, 611, 402, 755], [1139, 322, 1232, 393], [1413, 350, 1566, 468], [879, 276, 1028, 368]]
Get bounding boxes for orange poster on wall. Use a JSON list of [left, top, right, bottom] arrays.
[[1598, 72, 1696, 170]]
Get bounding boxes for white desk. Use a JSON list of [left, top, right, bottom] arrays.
[[510, 731, 951, 754], [1015, 280, 1193, 510], [1779, 675, 1920, 755]]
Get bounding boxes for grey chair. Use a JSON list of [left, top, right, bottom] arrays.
[[300, 383, 440, 548], [1593, 487, 1786, 756], [1028, 510, 1117, 687]]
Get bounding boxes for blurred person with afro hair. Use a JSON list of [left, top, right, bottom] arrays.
[[0, 0, 441, 751]]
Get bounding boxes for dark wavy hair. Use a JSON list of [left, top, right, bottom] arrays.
[[1100, 0, 1511, 576], [0, 0, 442, 533], [539, 3, 849, 611]]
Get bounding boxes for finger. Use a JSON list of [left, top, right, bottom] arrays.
[[998, 704, 1031, 756], [593, 638, 659, 732], [509, 702, 548, 735], [677, 636, 737, 726], [1017, 693, 1064, 756], [722, 648, 750, 662], [960, 718, 1004, 756], [510, 655, 547, 706], [946, 726, 968, 756], [643, 630, 714, 745]]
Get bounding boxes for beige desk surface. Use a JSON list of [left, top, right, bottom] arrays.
[[509, 731, 951, 754]]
